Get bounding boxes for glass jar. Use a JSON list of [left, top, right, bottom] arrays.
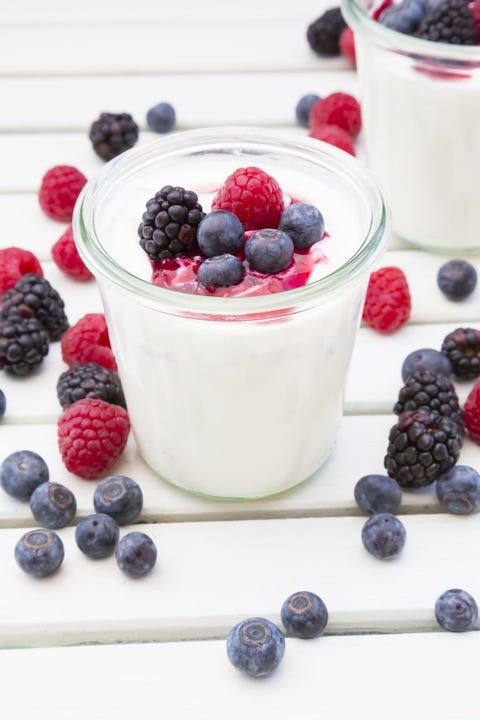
[[343, 0, 480, 254], [74, 127, 387, 499]]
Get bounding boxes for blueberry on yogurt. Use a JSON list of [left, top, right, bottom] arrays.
[[0, 450, 49, 500], [379, 0, 425, 34], [197, 254, 245, 288], [245, 229, 294, 274], [226, 617, 285, 677], [197, 210, 244, 257], [435, 588, 478, 632], [281, 590, 328, 638], [279, 203, 325, 250]]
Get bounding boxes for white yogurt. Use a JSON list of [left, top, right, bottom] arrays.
[[75, 131, 386, 498]]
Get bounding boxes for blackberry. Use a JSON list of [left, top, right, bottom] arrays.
[[0, 315, 49, 376], [441, 327, 480, 380], [416, 0, 477, 44], [138, 185, 205, 261], [89, 112, 139, 161], [385, 410, 463, 489], [393, 370, 464, 429], [306, 8, 347, 56], [1, 273, 68, 341], [57, 362, 126, 410]]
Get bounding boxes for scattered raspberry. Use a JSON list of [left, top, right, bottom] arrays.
[[211, 166, 285, 231], [464, 379, 480, 444], [309, 124, 356, 156], [61, 313, 117, 371], [38, 165, 87, 222], [0, 247, 43, 295], [309, 92, 362, 139], [57, 398, 130, 479], [339, 27, 356, 68], [51, 226, 94, 281], [362, 266, 411, 333]]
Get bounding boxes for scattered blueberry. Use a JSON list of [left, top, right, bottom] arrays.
[[279, 203, 325, 250], [354, 474, 402, 515], [226, 617, 285, 677], [361, 513, 406, 560], [245, 229, 294, 274], [437, 259, 477, 301], [14, 528, 64, 577], [0, 450, 49, 500], [379, 0, 425, 33], [75, 513, 120, 559], [401, 348, 452, 382], [115, 531, 157, 578], [436, 465, 480, 515], [146, 102, 176, 133], [197, 210, 244, 258], [197, 254, 245, 288], [29, 482, 77, 529], [295, 93, 321, 128], [435, 588, 478, 632], [281, 591, 328, 638], [93, 475, 143, 526], [0, 390, 5, 419]]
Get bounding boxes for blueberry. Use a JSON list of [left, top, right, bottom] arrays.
[[146, 102, 176, 133], [30, 482, 77, 528], [0, 389, 6, 419], [0, 450, 49, 500], [437, 259, 477, 301], [197, 210, 244, 258], [379, 0, 425, 33], [14, 528, 64, 577], [75, 513, 120, 559], [93, 475, 143, 525], [401, 348, 453, 382], [436, 465, 480, 515], [115, 531, 157, 578], [361, 513, 406, 560], [295, 93, 320, 128], [245, 229, 294, 274], [197, 254, 245, 288], [354, 474, 402, 515], [279, 203, 325, 250], [281, 591, 328, 638], [435, 588, 478, 632], [226, 617, 285, 677]]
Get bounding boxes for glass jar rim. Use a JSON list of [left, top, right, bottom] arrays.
[[343, 0, 480, 62], [74, 126, 387, 318]]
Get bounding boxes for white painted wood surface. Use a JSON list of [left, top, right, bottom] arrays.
[[1, 0, 480, 717]]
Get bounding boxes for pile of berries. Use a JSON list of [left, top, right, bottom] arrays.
[[295, 91, 362, 157], [0, 450, 156, 579], [377, 0, 480, 45], [138, 167, 327, 296]]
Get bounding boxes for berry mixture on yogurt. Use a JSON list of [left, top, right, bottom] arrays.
[[137, 166, 328, 297], [375, 0, 480, 44]]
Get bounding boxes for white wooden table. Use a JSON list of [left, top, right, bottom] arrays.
[[1, 1, 480, 717]]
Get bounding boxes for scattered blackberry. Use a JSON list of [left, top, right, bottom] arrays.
[[441, 327, 480, 380], [0, 273, 68, 341], [384, 410, 463, 489], [138, 185, 205, 261], [393, 370, 464, 429], [57, 362, 126, 410], [0, 315, 49, 376], [307, 8, 347, 56], [89, 112, 139, 161], [416, 0, 478, 44]]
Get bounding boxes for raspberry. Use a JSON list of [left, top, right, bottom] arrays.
[[38, 165, 87, 222], [362, 266, 411, 333], [57, 398, 130, 479], [0, 247, 43, 295], [309, 92, 362, 139], [464, 379, 480, 444], [339, 27, 356, 67], [309, 124, 356, 156], [211, 166, 285, 231], [51, 226, 94, 281], [61, 313, 117, 371]]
